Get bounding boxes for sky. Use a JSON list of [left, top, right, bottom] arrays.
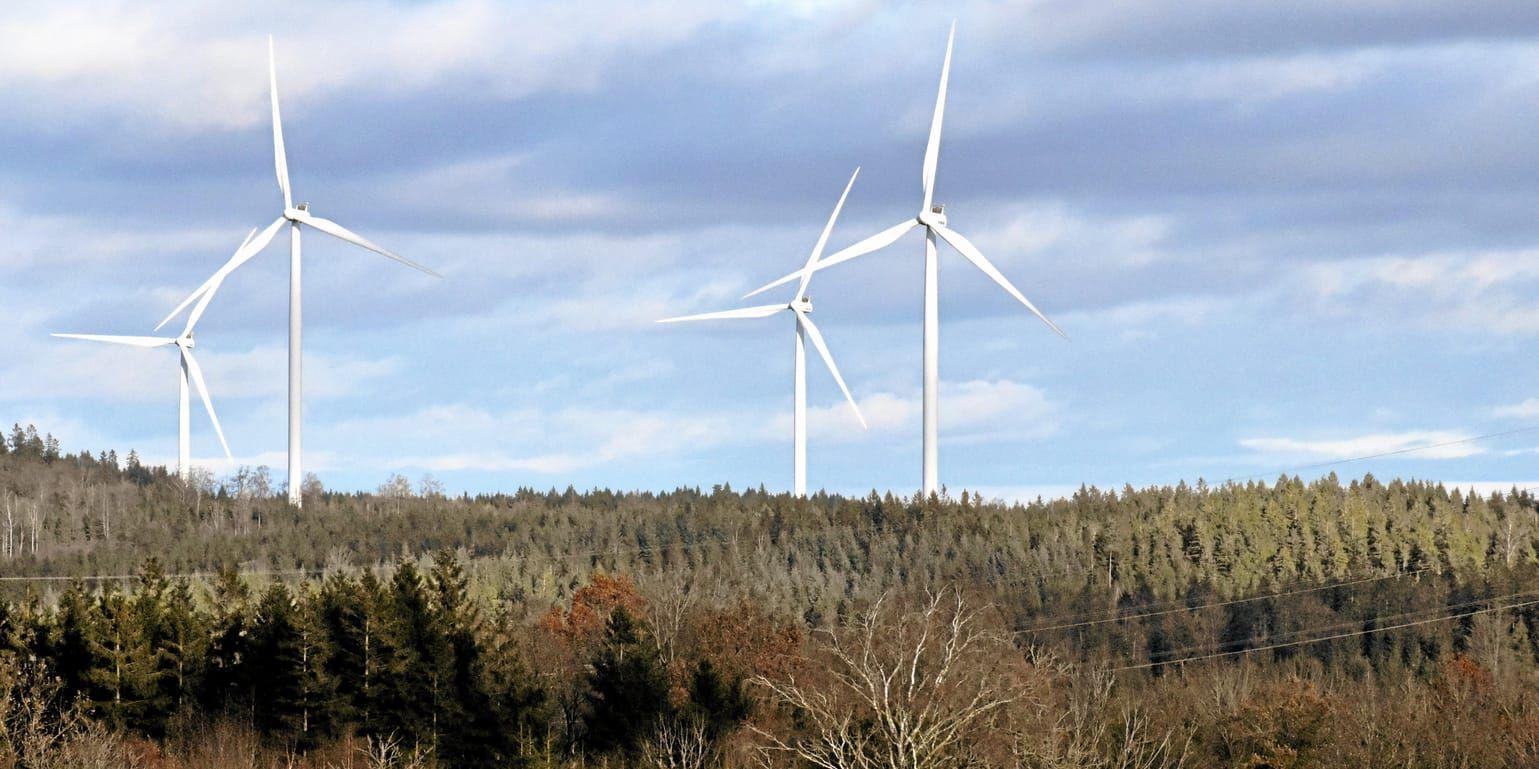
[[6, 1, 1539, 501]]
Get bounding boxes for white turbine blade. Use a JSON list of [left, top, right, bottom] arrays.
[[933, 223, 1068, 340], [157, 217, 285, 332], [744, 219, 919, 299], [181, 227, 259, 336], [181, 348, 232, 461], [922, 21, 955, 212], [795, 167, 860, 302], [794, 310, 866, 429], [293, 210, 442, 278], [657, 303, 787, 324], [269, 35, 292, 209], [52, 333, 175, 348]]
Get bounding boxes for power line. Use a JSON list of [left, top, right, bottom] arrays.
[[1109, 595, 1539, 673], [1113, 588, 1539, 666], [1014, 568, 1433, 635]]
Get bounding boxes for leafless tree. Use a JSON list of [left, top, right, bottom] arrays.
[[641, 716, 715, 769], [1009, 649, 1189, 769], [753, 587, 1026, 769]]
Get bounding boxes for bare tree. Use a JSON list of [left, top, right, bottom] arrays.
[[753, 587, 1026, 769], [1009, 649, 1189, 769], [641, 716, 715, 769]]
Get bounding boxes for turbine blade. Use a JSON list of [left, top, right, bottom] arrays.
[[157, 217, 285, 332], [933, 223, 1068, 340], [182, 348, 232, 461], [657, 304, 788, 324], [181, 226, 258, 336], [270, 35, 292, 209], [294, 211, 442, 278], [795, 167, 860, 302], [744, 219, 919, 299], [794, 310, 867, 429], [922, 21, 955, 212], [52, 333, 175, 348]]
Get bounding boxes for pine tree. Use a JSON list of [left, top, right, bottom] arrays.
[[315, 572, 374, 728], [48, 581, 104, 709], [582, 607, 671, 756], [684, 658, 750, 742], [238, 584, 331, 746], [430, 551, 509, 768], [373, 562, 443, 752], [203, 565, 253, 716]]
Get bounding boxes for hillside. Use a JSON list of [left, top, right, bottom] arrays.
[[1, 424, 1538, 768]]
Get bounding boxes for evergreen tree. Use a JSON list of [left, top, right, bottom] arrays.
[[203, 565, 253, 716], [247, 583, 330, 744], [373, 562, 443, 752], [684, 657, 751, 742], [48, 581, 103, 710], [582, 607, 671, 756]]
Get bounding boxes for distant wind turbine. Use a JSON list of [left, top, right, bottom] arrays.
[[659, 169, 868, 496], [53, 231, 257, 480], [159, 36, 441, 507], [743, 22, 1066, 496]]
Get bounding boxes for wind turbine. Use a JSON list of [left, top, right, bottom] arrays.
[[158, 36, 440, 507], [659, 169, 868, 496], [743, 23, 1066, 497], [53, 231, 255, 481]]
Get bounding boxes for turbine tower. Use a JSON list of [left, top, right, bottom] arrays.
[[744, 23, 1066, 496], [53, 232, 253, 480], [160, 36, 441, 506], [658, 169, 868, 496]]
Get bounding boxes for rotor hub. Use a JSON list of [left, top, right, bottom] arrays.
[[919, 204, 948, 227], [795, 296, 813, 313]]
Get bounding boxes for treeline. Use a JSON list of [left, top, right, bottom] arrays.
[[2, 422, 1536, 619], [3, 426, 1539, 766], [6, 557, 771, 767], [6, 558, 1539, 768]]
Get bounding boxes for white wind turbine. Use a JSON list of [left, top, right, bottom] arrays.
[[659, 169, 868, 496], [53, 231, 256, 481], [743, 23, 1066, 497], [158, 36, 440, 507]]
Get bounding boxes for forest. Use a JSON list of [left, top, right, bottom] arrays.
[[0, 423, 1537, 768]]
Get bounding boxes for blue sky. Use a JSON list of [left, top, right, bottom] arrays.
[[6, 1, 1539, 499]]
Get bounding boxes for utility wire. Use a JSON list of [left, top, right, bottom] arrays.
[[1109, 588, 1539, 666], [1014, 568, 1433, 635], [1109, 595, 1539, 673]]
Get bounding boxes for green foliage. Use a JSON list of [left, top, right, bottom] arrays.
[[582, 607, 671, 756]]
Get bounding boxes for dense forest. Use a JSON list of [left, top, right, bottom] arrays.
[[1, 424, 1538, 768]]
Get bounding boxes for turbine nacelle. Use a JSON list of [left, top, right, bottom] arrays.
[[792, 296, 813, 313], [918, 204, 947, 228], [175, 336, 195, 350], [283, 202, 310, 222]]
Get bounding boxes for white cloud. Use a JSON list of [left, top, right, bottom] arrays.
[[1239, 430, 1485, 461], [367, 378, 1056, 477], [1, 341, 398, 402], [0, 1, 753, 130], [794, 378, 1060, 443], [1440, 480, 1539, 497], [1299, 249, 1539, 335], [1493, 398, 1539, 419]]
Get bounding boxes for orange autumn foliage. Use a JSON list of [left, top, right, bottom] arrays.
[[538, 572, 648, 650]]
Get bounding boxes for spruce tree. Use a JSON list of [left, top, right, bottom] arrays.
[[373, 562, 443, 752], [247, 583, 326, 743], [582, 607, 671, 756]]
